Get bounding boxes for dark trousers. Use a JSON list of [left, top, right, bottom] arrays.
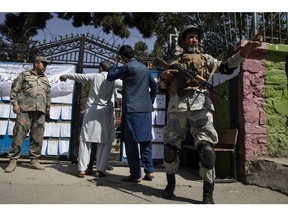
[[123, 112, 154, 179], [124, 139, 154, 179]]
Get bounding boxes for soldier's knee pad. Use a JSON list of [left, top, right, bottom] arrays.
[[164, 144, 179, 163], [197, 142, 215, 169]]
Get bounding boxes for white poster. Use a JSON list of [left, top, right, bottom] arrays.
[[0, 103, 10, 118], [0, 62, 76, 102], [0, 120, 8, 135]]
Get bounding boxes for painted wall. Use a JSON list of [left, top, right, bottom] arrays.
[[237, 41, 288, 179], [265, 44, 288, 157]]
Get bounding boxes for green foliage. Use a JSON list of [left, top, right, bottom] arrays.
[[81, 83, 90, 98], [56, 12, 160, 39], [79, 83, 90, 107], [134, 41, 149, 59], [57, 12, 131, 38], [0, 13, 53, 48]]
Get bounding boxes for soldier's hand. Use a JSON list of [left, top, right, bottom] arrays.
[[240, 41, 262, 57], [251, 27, 264, 42], [13, 104, 20, 114], [59, 75, 67, 82], [240, 28, 264, 57], [160, 69, 178, 80]]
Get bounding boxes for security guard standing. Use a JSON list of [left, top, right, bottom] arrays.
[[159, 25, 262, 203], [5, 56, 51, 173]]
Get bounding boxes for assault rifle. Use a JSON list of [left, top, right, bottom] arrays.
[[153, 57, 228, 100]]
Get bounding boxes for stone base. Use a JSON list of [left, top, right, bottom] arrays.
[[245, 158, 288, 195]]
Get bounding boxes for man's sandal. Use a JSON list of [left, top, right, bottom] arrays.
[[121, 175, 141, 183], [95, 170, 106, 178], [75, 171, 85, 178], [142, 173, 155, 181]]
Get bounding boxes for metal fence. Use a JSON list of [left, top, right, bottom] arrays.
[[196, 12, 288, 57]]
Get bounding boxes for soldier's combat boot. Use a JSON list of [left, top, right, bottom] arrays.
[[162, 173, 176, 199], [30, 159, 45, 170], [203, 181, 215, 204], [4, 159, 17, 173]]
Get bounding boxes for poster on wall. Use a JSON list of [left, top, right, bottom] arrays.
[[0, 62, 76, 102]]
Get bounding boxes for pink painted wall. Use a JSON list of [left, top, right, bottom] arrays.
[[237, 41, 268, 180]]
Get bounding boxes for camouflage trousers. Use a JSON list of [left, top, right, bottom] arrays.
[[163, 109, 218, 183], [8, 111, 45, 159]]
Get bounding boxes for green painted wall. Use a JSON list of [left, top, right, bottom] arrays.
[[265, 44, 288, 157], [214, 81, 230, 129]]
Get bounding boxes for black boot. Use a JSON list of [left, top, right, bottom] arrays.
[[162, 173, 176, 199], [203, 181, 215, 204]]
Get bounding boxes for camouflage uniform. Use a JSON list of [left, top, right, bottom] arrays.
[[159, 44, 244, 202], [160, 52, 220, 182], [159, 23, 262, 203], [8, 70, 51, 159]]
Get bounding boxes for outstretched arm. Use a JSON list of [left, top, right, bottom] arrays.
[[240, 28, 264, 57], [59, 73, 93, 84], [218, 28, 264, 75]]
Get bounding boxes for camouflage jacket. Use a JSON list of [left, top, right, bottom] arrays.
[[10, 70, 51, 114]]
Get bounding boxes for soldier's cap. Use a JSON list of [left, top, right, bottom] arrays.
[[35, 56, 50, 64]]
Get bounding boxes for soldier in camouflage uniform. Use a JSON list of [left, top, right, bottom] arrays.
[[159, 25, 262, 203], [5, 56, 51, 173]]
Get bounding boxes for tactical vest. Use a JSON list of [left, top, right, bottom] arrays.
[[169, 53, 211, 96]]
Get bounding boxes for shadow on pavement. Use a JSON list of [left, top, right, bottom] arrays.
[[87, 173, 203, 204], [48, 162, 78, 177]]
